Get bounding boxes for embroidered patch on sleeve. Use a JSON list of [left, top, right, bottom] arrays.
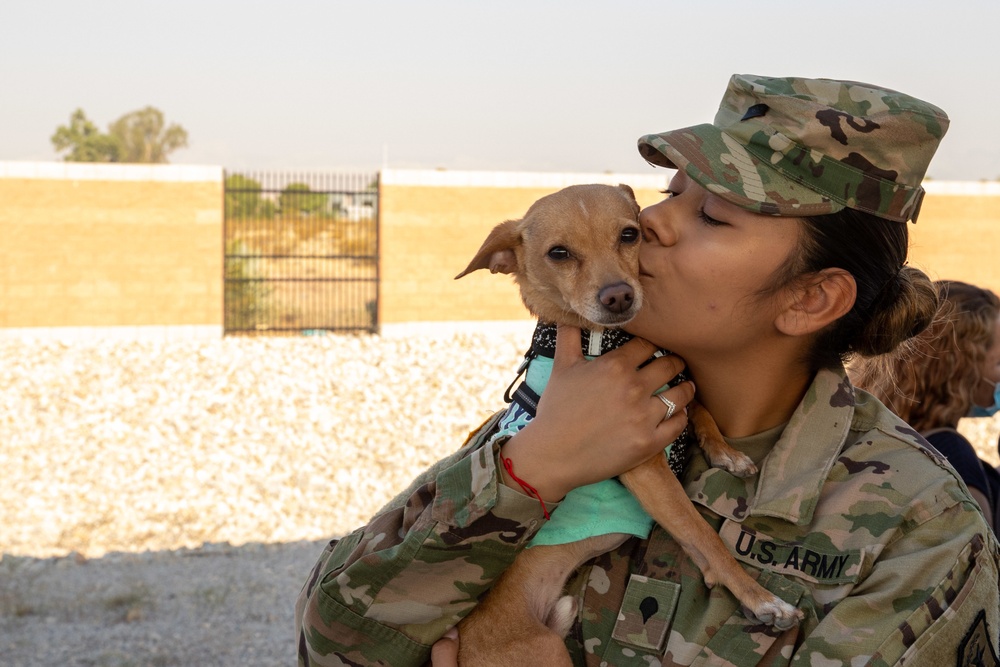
[[959, 609, 999, 667], [611, 574, 680, 652]]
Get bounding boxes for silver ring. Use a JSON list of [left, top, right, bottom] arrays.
[[658, 394, 676, 420]]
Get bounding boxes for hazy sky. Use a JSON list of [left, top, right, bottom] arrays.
[[2, 1, 997, 180]]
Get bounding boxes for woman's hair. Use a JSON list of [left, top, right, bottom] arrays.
[[766, 207, 941, 372], [850, 280, 1000, 431]]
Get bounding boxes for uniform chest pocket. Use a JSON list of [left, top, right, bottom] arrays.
[[692, 571, 807, 667], [604, 572, 808, 666]]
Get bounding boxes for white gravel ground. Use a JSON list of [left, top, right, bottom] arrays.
[[2, 329, 998, 666], [0, 332, 532, 559], [0, 330, 531, 666]]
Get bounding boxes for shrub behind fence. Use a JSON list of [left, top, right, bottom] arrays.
[[223, 170, 379, 334]]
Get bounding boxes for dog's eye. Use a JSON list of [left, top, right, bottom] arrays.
[[620, 227, 640, 244], [547, 246, 571, 261]]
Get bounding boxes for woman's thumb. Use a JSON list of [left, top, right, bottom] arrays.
[[553, 324, 583, 369]]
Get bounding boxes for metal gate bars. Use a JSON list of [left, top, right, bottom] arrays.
[[223, 170, 379, 334]]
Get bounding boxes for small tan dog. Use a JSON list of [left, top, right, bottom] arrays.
[[453, 183, 801, 666]]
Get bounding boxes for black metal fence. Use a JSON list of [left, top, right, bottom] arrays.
[[223, 170, 379, 334]]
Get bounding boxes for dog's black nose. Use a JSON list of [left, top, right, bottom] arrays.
[[599, 283, 634, 314]]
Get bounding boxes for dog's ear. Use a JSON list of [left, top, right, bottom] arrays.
[[617, 183, 640, 217], [455, 218, 522, 279]]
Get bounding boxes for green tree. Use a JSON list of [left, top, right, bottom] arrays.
[[109, 106, 188, 163], [50, 109, 122, 162], [52, 106, 188, 163], [278, 183, 328, 217], [225, 174, 275, 219]]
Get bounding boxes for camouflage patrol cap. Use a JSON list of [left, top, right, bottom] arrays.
[[637, 74, 949, 222]]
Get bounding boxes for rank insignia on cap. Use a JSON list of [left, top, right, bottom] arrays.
[[741, 103, 769, 121]]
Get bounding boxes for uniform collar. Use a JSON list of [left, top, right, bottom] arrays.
[[686, 365, 856, 526]]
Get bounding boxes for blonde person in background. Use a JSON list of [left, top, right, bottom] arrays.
[[852, 280, 1000, 533]]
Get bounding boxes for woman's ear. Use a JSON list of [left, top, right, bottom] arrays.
[[775, 268, 857, 337]]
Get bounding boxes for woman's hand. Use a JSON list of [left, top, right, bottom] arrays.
[[430, 627, 460, 666], [500, 324, 694, 503]]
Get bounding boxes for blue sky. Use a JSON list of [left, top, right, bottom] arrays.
[[2, 0, 997, 180]]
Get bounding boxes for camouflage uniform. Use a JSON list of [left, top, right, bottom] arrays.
[[295, 76, 1000, 664], [295, 365, 1000, 666]]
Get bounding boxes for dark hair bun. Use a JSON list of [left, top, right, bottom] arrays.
[[854, 266, 940, 357]]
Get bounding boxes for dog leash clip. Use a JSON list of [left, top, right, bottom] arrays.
[[503, 350, 535, 404]]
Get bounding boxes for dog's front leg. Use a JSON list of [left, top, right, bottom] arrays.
[[619, 454, 802, 629], [457, 534, 627, 666]]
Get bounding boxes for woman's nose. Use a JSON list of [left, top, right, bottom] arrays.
[[639, 199, 675, 246]]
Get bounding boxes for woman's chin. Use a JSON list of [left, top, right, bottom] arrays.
[[621, 318, 643, 339], [627, 316, 692, 357], [624, 313, 667, 348]]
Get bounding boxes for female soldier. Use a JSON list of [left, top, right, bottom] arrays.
[[296, 75, 1000, 666]]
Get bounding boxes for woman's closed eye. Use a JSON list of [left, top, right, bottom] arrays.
[[697, 208, 727, 227]]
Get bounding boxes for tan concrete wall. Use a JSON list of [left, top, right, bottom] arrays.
[[378, 172, 1000, 328], [0, 163, 222, 334], [1, 164, 995, 336], [377, 170, 672, 325], [909, 182, 1000, 296]]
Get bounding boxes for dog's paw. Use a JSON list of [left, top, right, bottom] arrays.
[[544, 595, 578, 639], [743, 598, 804, 631], [708, 449, 758, 478]]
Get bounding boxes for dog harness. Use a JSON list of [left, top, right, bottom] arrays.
[[490, 323, 691, 547]]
